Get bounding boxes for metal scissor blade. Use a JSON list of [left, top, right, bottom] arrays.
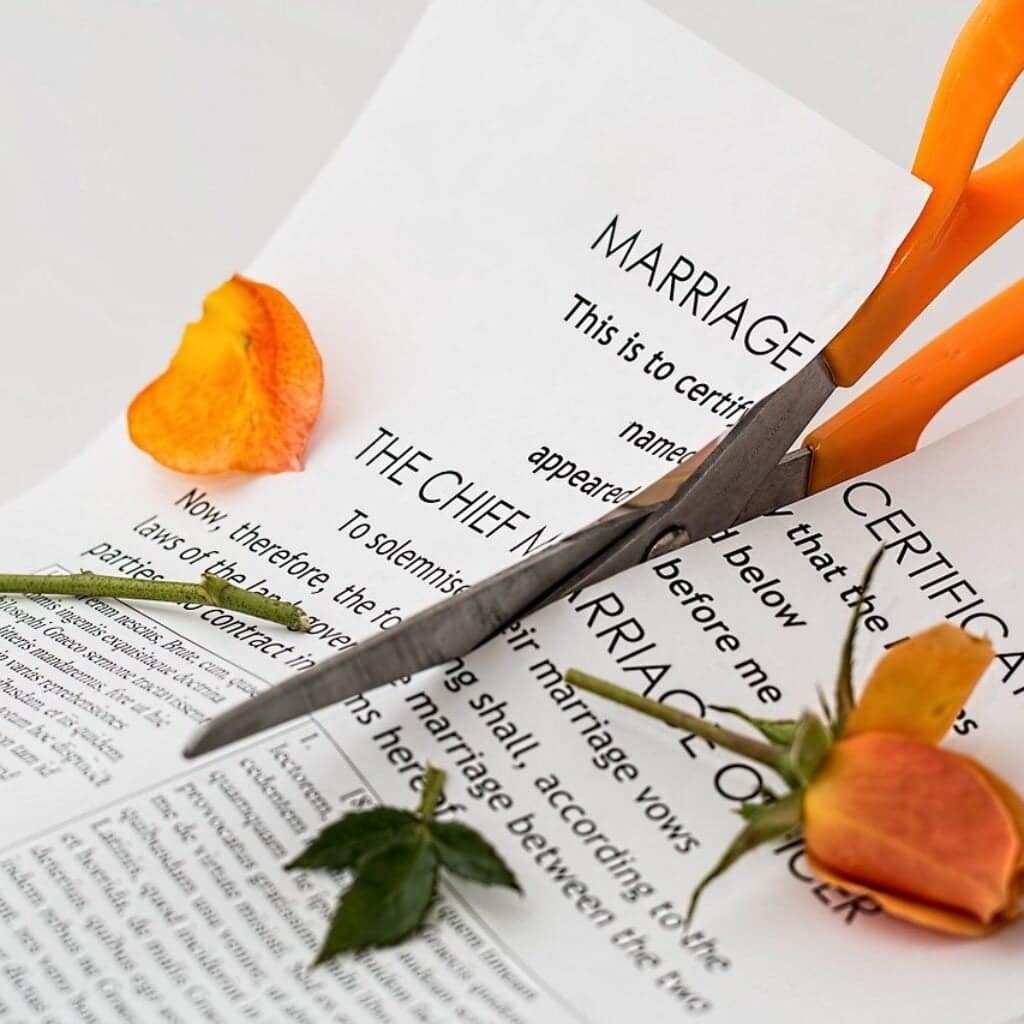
[[733, 446, 812, 525], [183, 504, 648, 757], [185, 357, 833, 758], [546, 355, 835, 599]]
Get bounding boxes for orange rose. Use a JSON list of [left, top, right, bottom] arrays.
[[804, 623, 1024, 935], [128, 275, 323, 474], [567, 561, 1024, 938]]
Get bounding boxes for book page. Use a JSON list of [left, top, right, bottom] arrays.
[[0, 0, 930, 1021]]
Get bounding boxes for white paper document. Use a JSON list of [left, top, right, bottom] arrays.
[[0, 0, 963, 1021]]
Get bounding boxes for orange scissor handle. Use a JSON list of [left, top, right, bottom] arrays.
[[806, 275, 1024, 493], [824, 0, 1024, 386]]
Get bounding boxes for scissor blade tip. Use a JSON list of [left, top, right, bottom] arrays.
[[182, 721, 232, 759], [182, 688, 311, 759]]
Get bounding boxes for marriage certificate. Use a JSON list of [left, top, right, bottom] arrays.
[[0, 1, 954, 1021]]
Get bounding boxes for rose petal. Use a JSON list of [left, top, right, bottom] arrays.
[[844, 623, 992, 744], [128, 275, 323, 474], [966, 757, 1024, 906], [804, 733, 1021, 925], [806, 853, 1011, 937]]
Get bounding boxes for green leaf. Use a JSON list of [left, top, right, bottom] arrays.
[[297, 768, 520, 965], [709, 704, 798, 745], [314, 837, 438, 963], [287, 807, 419, 871], [835, 548, 884, 731], [429, 821, 521, 892], [786, 712, 831, 786], [686, 791, 802, 925]]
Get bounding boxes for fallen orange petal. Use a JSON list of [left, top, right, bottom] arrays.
[[804, 733, 1021, 927], [128, 275, 323, 474], [844, 623, 992, 744]]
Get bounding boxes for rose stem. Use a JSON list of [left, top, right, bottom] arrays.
[[418, 764, 447, 822], [565, 668, 788, 774], [0, 571, 308, 630]]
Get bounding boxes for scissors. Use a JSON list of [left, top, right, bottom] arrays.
[[185, 0, 1024, 758]]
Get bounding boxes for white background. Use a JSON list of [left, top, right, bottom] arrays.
[[2, 0, 1024, 503]]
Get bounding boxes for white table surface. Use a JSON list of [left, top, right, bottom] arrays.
[[3, 0, 1024, 503]]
